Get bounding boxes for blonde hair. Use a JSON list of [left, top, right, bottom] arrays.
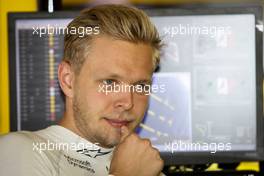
[[63, 4, 162, 73]]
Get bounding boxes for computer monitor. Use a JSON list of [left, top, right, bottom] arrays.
[[8, 5, 264, 165]]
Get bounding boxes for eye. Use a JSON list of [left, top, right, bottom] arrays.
[[137, 84, 146, 89], [135, 83, 151, 95], [102, 79, 115, 85], [140, 83, 151, 89]]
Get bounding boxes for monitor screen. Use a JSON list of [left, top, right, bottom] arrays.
[[8, 6, 263, 165], [143, 14, 256, 152]]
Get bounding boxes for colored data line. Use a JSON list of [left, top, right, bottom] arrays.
[[48, 32, 56, 121]]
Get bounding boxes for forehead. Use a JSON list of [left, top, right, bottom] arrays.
[[79, 36, 154, 82]]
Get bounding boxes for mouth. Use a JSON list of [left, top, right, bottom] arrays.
[[104, 118, 131, 128]]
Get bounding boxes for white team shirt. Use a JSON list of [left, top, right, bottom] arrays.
[[0, 125, 113, 176]]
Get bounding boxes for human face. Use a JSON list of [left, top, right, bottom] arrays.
[[72, 36, 154, 148]]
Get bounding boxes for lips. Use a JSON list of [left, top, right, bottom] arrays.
[[104, 118, 130, 128]]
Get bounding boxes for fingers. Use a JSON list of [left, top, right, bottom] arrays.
[[120, 125, 130, 143]]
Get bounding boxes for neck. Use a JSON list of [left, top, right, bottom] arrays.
[[58, 99, 86, 143]]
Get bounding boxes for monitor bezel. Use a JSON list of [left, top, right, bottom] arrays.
[[8, 4, 263, 165]]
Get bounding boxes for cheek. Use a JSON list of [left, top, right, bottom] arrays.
[[133, 95, 149, 116], [84, 90, 114, 113], [77, 84, 111, 114]]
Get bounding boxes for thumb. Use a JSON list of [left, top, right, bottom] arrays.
[[120, 125, 130, 143]]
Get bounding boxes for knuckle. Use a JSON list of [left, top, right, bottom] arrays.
[[152, 147, 159, 153], [156, 157, 164, 168], [159, 159, 164, 167], [143, 139, 151, 146], [151, 148, 161, 159]]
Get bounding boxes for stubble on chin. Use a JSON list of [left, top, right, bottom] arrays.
[[72, 98, 120, 148]]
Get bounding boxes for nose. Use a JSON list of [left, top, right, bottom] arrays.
[[113, 88, 134, 111]]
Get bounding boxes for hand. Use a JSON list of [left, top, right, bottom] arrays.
[[109, 126, 164, 176]]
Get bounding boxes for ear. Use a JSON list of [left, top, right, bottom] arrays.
[[58, 61, 75, 98]]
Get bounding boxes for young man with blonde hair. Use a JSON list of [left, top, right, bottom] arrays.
[[0, 4, 164, 176]]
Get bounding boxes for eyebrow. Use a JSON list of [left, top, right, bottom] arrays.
[[103, 73, 152, 85]]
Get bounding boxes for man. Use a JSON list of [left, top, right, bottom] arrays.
[[0, 4, 164, 176]]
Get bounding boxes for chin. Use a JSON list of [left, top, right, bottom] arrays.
[[99, 130, 121, 148], [101, 139, 120, 148]]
